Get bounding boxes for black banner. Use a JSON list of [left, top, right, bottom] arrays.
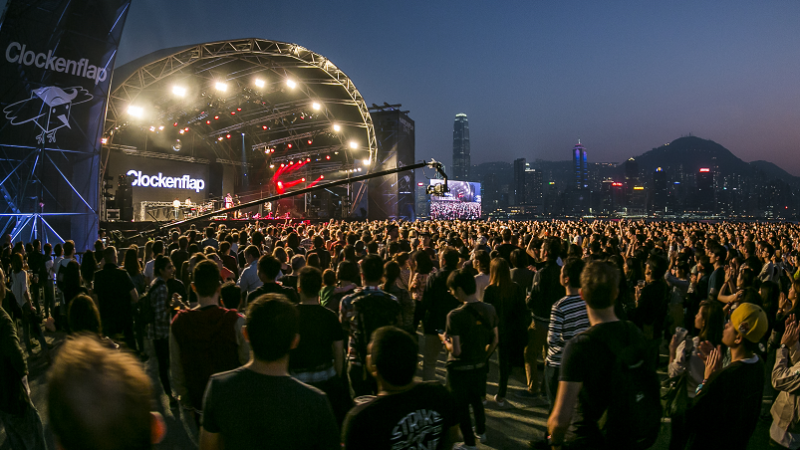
[[0, 0, 131, 149]]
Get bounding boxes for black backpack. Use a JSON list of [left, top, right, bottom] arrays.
[[585, 321, 662, 450]]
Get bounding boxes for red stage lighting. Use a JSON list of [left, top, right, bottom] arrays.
[[184, 127, 189, 131], [301, 178, 306, 182], [173, 122, 178, 127], [287, 143, 292, 149], [326, 155, 330, 160], [231, 111, 236, 115], [226, 134, 231, 139], [307, 139, 312, 145], [306, 158, 311, 162], [214, 115, 219, 120], [262, 125, 267, 130], [206, 120, 211, 125], [289, 161, 293, 165], [237, 107, 242, 111]]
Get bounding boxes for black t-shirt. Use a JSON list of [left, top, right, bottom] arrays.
[[445, 302, 498, 366], [560, 321, 638, 437], [685, 358, 764, 450], [496, 243, 519, 265], [202, 367, 339, 450], [290, 305, 344, 371], [246, 283, 299, 305], [341, 382, 458, 450], [93, 264, 135, 326]]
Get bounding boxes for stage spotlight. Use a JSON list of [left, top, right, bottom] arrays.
[[206, 120, 211, 125], [214, 115, 219, 120], [306, 158, 311, 162], [289, 161, 293, 165], [149, 126, 156, 132], [320, 175, 324, 179], [301, 178, 306, 182], [218, 137, 223, 141], [269, 164, 274, 169], [363, 158, 371, 165], [254, 78, 266, 88], [226, 134, 231, 139], [307, 139, 313, 145], [281, 163, 285, 168], [179, 129, 185, 135], [286, 79, 296, 89], [184, 127, 189, 131], [172, 86, 187, 97], [174, 123, 178, 127], [231, 111, 236, 115], [127, 105, 144, 118], [215, 82, 228, 92], [100, 137, 108, 144], [332, 124, 341, 132], [158, 126, 165, 130], [358, 168, 362, 172], [287, 143, 293, 149], [237, 107, 242, 111], [173, 139, 182, 151], [349, 141, 358, 149], [312, 102, 321, 110], [262, 125, 267, 130], [326, 155, 330, 160]]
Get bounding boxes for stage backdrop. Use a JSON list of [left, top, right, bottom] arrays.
[[0, 0, 131, 250]]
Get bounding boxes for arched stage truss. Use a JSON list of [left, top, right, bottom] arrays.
[[103, 38, 378, 217]]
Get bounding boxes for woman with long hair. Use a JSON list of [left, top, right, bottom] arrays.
[[482, 257, 527, 406], [80, 249, 97, 289], [667, 300, 725, 450], [382, 261, 415, 334]]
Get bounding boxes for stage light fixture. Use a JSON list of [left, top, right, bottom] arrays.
[[349, 141, 358, 149], [287, 143, 293, 149], [237, 107, 242, 112], [226, 134, 231, 139], [149, 126, 156, 132], [206, 120, 211, 125], [332, 124, 341, 132], [174, 123, 178, 127], [326, 155, 330, 160], [158, 126, 165, 131], [231, 111, 236, 115], [286, 79, 296, 89], [358, 168, 362, 172], [215, 82, 228, 92], [179, 129, 185, 135], [254, 78, 266, 88], [184, 127, 189, 131], [262, 125, 267, 130], [172, 86, 187, 97], [218, 137, 223, 141], [312, 102, 321, 110], [363, 158, 371, 165], [281, 163, 285, 168], [127, 105, 144, 118], [100, 137, 108, 144], [307, 139, 313, 145], [306, 158, 311, 162], [214, 115, 219, 120], [269, 164, 274, 169], [289, 161, 293, 165], [301, 178, 306, 182], [320, 175, 324, 179]]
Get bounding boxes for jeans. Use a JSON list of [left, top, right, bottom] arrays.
[[422, 334, 443, 382], [347, 362, 377, 398], [447, 367, 487, 447], [524, 319, 549, 394], [153, 338, 172, 398], [497, 343, 513, 398], [20, 305, 47, 353], [42, 281, 55, 318], [544, 362, 560, 411], [0, 400, 48, 450]]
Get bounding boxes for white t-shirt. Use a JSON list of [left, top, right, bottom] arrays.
[[10, 270, 28, 307], [475, 273, 490, 302]]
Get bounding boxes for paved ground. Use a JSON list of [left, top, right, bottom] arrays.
[[1, 329, 778, 450]]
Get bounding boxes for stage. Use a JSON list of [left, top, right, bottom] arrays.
[[100, 217, 319, 235]]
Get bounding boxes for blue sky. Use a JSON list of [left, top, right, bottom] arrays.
[[18, 0, 800, 174]]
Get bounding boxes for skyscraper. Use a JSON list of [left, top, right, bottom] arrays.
[[452, 113, 470, 180], [367, 104, 415, 220], [513, 158, 526, 205], [573, 141, 587, 189]]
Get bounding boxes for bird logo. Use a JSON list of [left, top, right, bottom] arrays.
[[2, 85, 93, 144]]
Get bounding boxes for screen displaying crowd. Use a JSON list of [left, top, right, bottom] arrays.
[[429, 180, 481, 220], [1, 217, 798, 450]]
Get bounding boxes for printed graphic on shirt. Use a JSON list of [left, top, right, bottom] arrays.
[[390, 409, 444, 449]]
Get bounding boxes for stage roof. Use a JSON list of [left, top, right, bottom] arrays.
[[103, 38, 377, 190]]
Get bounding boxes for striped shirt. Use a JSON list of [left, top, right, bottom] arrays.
[[546, 294, 589, 367]]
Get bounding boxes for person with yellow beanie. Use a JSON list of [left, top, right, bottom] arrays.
[[682, 303, 768, 450]]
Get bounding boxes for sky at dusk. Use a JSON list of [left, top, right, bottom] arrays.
[[107, 1, 800, 175]]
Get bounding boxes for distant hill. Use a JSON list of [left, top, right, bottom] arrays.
[[628, 136, 753, 177], [750, 160, 799, 184]]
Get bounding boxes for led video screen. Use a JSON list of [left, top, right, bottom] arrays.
[[429, 180, 481, 220]]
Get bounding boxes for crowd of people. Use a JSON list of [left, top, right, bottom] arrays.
[[1, 217, 799, 449]]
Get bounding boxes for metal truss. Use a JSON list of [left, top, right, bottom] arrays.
[[105, 38, 378, 216]]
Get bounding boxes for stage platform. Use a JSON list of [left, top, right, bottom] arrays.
[[100, 217, 323, 235]]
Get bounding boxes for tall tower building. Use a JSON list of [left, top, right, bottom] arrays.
[[513, 158, 527, 205], [452, 113, 470, 180], [573, 141, 588, 189]]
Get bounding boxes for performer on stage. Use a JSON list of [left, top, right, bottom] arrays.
[[225, 193, 234, 209]]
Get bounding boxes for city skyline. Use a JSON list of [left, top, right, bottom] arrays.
[[29, 0, 799, 175]]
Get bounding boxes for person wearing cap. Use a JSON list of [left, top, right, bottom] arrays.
[[684, 302, 768, 450]]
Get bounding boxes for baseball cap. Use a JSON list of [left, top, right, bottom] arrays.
[[730, 303, 768, 343]]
